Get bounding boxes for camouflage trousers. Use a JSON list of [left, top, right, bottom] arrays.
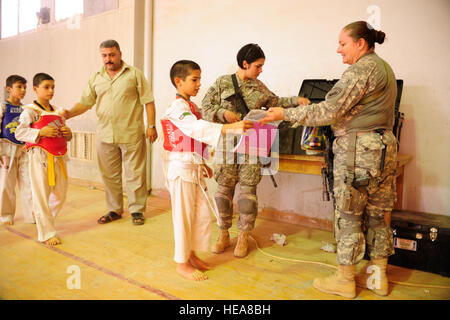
[[213, 159, 262, 232], [333, 131, 397, 265]]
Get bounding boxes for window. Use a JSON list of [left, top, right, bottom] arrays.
[[55, 0, 83, 21], [1, 0, 19, 38], [0, 0, 85, 39], [1, 0, 40, 38], [19, 0, 40, 33]]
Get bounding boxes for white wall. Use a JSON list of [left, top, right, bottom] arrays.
[[0, 0, 448, 218], [152, 0, 450, 217]]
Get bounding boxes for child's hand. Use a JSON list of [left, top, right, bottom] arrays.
[[39, 126, 59, 138], [60, 126, 73, 141], [222, 120, 254, 134], [202, 164, 213, 178]]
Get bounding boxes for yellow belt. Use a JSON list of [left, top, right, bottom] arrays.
[[47, 153, 68, 186]]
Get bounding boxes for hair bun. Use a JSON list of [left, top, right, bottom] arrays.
[[374, 30, 386, 44]]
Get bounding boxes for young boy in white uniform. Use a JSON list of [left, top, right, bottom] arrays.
[[15, 73, 72, 245], [163, 60, 253, 281], [0, 75, 34, 225]]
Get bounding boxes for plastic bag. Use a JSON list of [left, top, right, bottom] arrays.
[[301, 126, 327, 153]]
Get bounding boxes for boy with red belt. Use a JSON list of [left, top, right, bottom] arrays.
[[15, 73, 72, 245]]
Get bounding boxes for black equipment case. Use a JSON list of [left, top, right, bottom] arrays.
[[278, 79, 404, 154], [389, 210, 450, 277]]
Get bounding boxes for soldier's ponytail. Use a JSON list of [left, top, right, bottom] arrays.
[[344, 21, 386, 49], [373, 30, 386, 45]]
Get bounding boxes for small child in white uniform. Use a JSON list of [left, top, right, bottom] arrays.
[[0, 75, 34, 225], [162, 60, 253, 281], [15, 73, 72, 245]]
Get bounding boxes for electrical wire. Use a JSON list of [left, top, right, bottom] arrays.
[[229, 231, 450, 290]]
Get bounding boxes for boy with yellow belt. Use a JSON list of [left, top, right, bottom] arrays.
[[15, 73, 72, 245]]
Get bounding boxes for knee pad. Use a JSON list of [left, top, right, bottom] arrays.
[[237, 185, 257, 215], [215, 197, 232, 214], [367, 215, 386, 230], [215, 185, 234, 213], [366, 215, 394, 259], [237, 198, 257, 215], [336, 210, 363, 234]]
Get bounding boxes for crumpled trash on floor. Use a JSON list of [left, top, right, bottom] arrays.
[[321, 241, 336, 253], [270, 233, 287, 246]]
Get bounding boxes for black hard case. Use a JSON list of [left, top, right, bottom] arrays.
[[388, 210, 450, 277]]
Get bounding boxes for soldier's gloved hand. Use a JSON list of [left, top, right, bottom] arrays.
[[297, 97, 311, 106], [224, 110, 241, 123]]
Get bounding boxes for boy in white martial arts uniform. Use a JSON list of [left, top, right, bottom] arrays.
[[0, 75, 34, 225], [163, 60, 253, 281], [15, 73, 72, 245]]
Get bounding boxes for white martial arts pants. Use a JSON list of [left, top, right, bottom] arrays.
[[0, 150, 34, 224], [168, 173, 212, 263], [28, 149, 68, 242]]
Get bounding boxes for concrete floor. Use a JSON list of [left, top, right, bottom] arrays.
[[1, 184, 449, 300]]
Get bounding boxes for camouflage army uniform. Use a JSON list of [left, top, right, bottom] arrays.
[[202, 74, 298, 231], [284, 52, 397, 265]]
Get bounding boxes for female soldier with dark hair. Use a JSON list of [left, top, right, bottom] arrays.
[[202, 44, 309, 258], [260, 22, 398, 298]]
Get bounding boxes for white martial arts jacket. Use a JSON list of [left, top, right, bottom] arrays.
[[162, 97, 223, 184]]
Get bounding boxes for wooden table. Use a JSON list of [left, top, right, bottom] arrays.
[[278, 153, 413, 211]]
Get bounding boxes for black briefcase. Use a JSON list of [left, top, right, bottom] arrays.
[[388, 210, 450, 277]]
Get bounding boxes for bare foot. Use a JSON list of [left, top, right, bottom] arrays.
[[189, 252, 211, 271], [44, 236, 61, 245], [176, 262, 208, 281]]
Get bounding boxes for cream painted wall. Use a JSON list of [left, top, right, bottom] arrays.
[[0, 0, 135, 183], [0, 0, 448, 218], [152, 0, 450, 217]]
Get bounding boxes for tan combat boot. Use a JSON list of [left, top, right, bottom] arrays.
[[212, 229, 230, 254], [355, 258, 389, 296], [313, 265, 356, 299], [234, 231, 249, 258]]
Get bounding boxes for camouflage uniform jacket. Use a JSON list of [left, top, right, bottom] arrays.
[[202, 74, 298, 124], [284, 52, 397, 137]]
